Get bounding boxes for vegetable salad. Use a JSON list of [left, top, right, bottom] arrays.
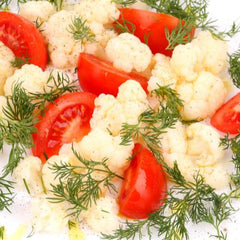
[[1, 0, 240, 240]]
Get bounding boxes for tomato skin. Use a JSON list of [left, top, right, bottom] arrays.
[[32, 92, 96, 162], [116, 8, 195, 56], [211, 92, 240, 134], [0, 11, 47, 70], [77, 53, 148, 96], [119, 144, 167, 219]]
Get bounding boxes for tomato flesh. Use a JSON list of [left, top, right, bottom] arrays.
[[78, 53, 148, 96], [0, 11, 47, 70], [32, 92, 96, 162], [211, 92, 240, 134], [115, 8, 195, 56], [119, 144, 167, 219]]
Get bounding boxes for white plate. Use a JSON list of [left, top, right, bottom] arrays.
[[1, 0, 240, 239]]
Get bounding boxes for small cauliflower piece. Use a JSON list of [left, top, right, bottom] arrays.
[[19, 1, 56, 31], [91, 80, 148, 136], [186, 123, 224, 167], [0, 42, 15, 95], [177, 71, 227, 120], [73, 0, 119, 25], [4, 64, 49, 95], [162, 122, 229, 189], [42, 154, 71, 192], [12, 156, 43, 195], [105, 33, 152, 73], [61, 128, 134, 176], [170, 42, 203, 82], [192, 31, 228, 75], [81, 196, 120, 234], [43, 10, 84, 69], [128, 0, 151, 10], [31, 196, 68, 233]]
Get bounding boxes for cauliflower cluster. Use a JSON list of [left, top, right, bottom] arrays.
[[161, 122, 230, 189], [0, 42, 16, 95], [106, 33, 153, 73], [148, 31, 229, 120], [91, 80, 149, 136]]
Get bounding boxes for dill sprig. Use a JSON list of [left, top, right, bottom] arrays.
[[220, 133, 240, 187], [0, 226, 4, 240], [68, 16, 96, 43], [112, 0, 137, 7], [120, 84, 183, 160], [11, 56, 30, 68], [0, 73, 78, 175], [48, 147, 123, 217], [112, 14, 136, 34], [228, 48, 240, 88], [102, 169, 236, 240], [33, 17, 44, 32], [0, 175, 14, 212]]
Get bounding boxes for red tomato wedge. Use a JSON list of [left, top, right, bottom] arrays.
[[32, 92, 96, 162], [119, 144, 167, 219], [77, 53, 148, 96], [211, 92, 240, 134], [115, 8, 195, 56], [0, 11, 47, 70]]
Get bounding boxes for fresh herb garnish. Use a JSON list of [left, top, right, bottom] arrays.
[[49, 147, 123, 217], [0, 175, 14, 212], [112, 0, 137, 7], [220, 133, 240, 186], [228, 49, 240, 88], [0, 226, 4, 240], [68, 16, 96, 43], [10, 56, 30, 68]]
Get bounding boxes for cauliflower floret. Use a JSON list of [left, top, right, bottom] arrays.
[[192, 31, 228, 75], [20, 1, 56, 31], [0, 42, 15, 95], [170, 42, 203, 82], [43, 10, 84, 68], [105, 33, 152, 73], [84, 21, 117, 59], [60, 128, 134, 176], [81, 196, 120, 234], [162, 122, 229, 189], [91, 80, 148, 136], [128, 0, 151, 10], [4, 64, 49, 95], [12, 156, 43, 195], [42, 154, 71, 192], [31, 196, 68, 233], [177, 71, 227, 120], [0, 96, 7, 118], [73, 0, 119, 25]]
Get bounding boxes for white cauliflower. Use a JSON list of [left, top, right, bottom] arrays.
[[162, 122, 229, 189], [73, 0, 120, 25], [12, 156, 43, 196], [4, 64, 49, 95], [43, 10, 84, 69], [170, 31, 228, 80], [170, 42, 203, 82], [105, 33, 152, 73], [0, 42, 15, 95], [128, 0, 151, 10], [81, 196, 120, 234], [60, 128, 134, 176], [31, 196, 68, 233], [91, 80, 148, 136], [177, 71, 227, 120], [192, 31, 228, 75], [42, 154, 71, 192], [19, 1, 56, 32], [0, 96, 7, 118]]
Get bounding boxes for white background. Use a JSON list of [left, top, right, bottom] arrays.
[[1, 0, 240, 239]]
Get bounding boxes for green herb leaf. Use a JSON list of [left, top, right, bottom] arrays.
[[228, 49, 240, 88]]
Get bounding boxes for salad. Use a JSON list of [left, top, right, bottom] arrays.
[[0, 0, 240, 240]]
